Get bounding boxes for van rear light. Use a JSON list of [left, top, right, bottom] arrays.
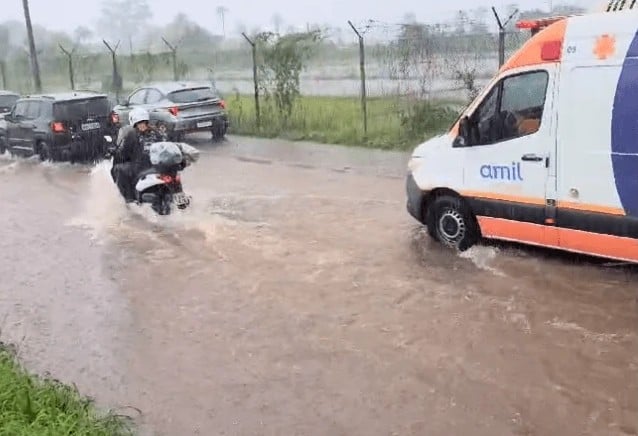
[[111, 112, 120, 124], [219, 100, 226, 109], [541, 40, 562, 61], [168, 106, 179, 116], [51, 122, 65, 133]]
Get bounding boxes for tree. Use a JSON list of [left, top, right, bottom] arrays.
[[73, 26, 93, 46], [256, 30, 322, 118], [216, 6, 228, 37], [97, 0, 151, 54], [454, 10, 468, 34], [163, 13, 221, 51], [403, 12, 417, 24], [469, 7, 489, 34]]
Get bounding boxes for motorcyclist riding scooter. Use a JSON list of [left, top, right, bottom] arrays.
[[111, 107, 168, 202]]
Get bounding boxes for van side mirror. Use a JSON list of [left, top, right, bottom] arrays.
[[453, 116, 471, 147]]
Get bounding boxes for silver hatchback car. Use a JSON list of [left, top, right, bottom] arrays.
[[113, 81, 229, 141]]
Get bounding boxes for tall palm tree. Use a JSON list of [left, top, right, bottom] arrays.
[[216, 6, 228, 38]]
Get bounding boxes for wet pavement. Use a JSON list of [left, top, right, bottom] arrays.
[[0, 135, 636, 436]]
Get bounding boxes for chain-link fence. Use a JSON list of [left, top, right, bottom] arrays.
[[2, 17, 532, 148]]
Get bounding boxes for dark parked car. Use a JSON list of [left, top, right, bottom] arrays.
[[0, 92, 120, 162], [113, 81, 229, 141], [0, 91, 20, 115]]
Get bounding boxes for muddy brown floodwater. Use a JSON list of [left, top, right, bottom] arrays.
[[0, 135, 636, 436]]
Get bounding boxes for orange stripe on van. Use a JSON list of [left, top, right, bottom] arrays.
[[477, 217, 559, 246], [500, 18, 568, 72], [556, 201, 625, 216], [558, 227, 638, 262], [463, 191, 626, 216], [477, 217, 638, 262], [461, 190, 546, 206]]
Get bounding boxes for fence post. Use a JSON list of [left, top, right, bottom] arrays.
[[59, 44, 75, 90], [492, 6, 519, 68], [161, 37, 180, 81], [102, 40, 122, 100], [348, 20, 367, 138], [242, 32, 261, 129]]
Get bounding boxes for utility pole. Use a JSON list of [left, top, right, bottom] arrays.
[[492, 6, 519, 68], [348, 20, 367, 138], [242, 32, 260, 129], [22, 0, 41, 92]]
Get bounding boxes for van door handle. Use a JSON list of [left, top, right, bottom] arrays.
[[521, 153, 544, 162]]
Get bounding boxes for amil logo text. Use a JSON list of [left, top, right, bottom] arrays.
[[480, 162, 523, 181]]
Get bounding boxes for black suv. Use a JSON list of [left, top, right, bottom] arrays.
[[0, 92, 119, 162]]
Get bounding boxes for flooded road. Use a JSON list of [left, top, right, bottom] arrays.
[[0, 136, 636, 436]]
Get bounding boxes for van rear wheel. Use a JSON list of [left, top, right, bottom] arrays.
[[427, 195, 479, 252]]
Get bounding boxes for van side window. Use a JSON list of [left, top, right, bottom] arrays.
[[470, 86, 499, 145], [468, 70, 549, 146]]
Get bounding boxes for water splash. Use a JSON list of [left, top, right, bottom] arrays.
[[459, 245, 507, 277], [66, 160, 130, 242], [66, 160, 239, 245]]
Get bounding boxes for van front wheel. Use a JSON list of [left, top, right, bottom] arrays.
[[427, 195, 479, 252]]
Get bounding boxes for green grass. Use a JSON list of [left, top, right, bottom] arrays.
[[226, 94, 461, 150], [0, 343, 134, 436]]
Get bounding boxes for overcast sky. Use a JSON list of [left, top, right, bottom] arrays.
[[3, 0, 603, 35]]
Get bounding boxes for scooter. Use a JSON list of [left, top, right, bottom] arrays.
[[105, 136, 200, 215]]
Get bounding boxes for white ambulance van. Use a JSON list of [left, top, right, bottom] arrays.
[[406, 2, 638, 263]]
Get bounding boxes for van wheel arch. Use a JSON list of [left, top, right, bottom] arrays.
[[424, 189, 481, 251]]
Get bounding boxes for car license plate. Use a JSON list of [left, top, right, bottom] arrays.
[[197, 120, 213, 128], [81, 122, 101, 131], [173, 192, 189, 206]]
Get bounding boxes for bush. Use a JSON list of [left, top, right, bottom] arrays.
[[0, 343, 134, 436], [399, 101, 459, 142]]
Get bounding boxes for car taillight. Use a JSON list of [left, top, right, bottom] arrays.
[[219, 100, 226, 109], [111, 112, 120, 124], [168, 107, 179, 116], [51, 122, 65, 133]]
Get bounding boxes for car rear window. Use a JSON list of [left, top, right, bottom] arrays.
[[167, 87, 217, 103], [0, 95, 18, 107], [53, 97, 111, 120]]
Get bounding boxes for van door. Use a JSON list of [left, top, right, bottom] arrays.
[[459, 66, 558, 246]]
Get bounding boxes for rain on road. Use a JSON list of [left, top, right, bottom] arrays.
[[0, 135, 636, 436]]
